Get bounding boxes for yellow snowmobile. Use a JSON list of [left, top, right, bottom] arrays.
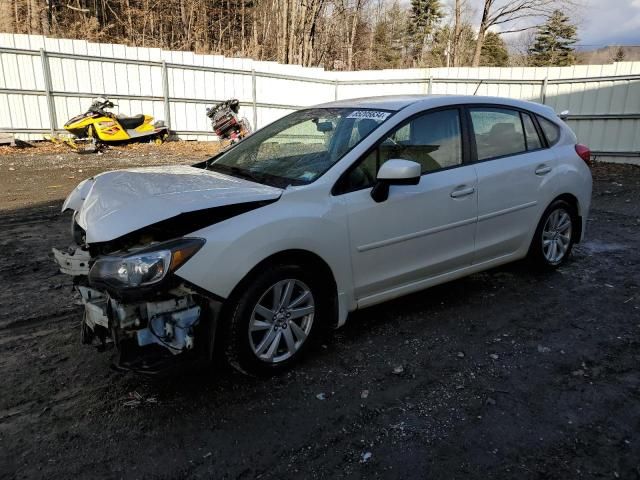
[[53, 97, 169, 152]]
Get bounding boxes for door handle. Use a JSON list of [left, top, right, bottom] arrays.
[[535, 165, 552, 175], [450, 186, 475, 198]]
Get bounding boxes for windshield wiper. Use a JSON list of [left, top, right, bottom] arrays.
[[209, 163, 297, 189], [218, 165, 269, 185]]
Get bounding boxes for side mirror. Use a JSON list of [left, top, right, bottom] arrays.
[[371, 159, 421, 203]]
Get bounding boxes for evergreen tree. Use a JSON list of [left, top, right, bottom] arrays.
[[429, 23, 476, 67], [409, 0, 444, 64], [370, 2, 411, 69], [528, 10, 578, 67], [614, 46, 625, 62], [480, 31, 509, 67], [411, 0, 443, 33]]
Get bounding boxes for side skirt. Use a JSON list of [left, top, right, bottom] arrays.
[[356, 252, 523, 310]]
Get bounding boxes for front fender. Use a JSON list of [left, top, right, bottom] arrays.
[[174, 195, 354, 321], [61, 178, 93, 213]]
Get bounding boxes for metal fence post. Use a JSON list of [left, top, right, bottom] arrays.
[[251, 68, 258, 130], [428, 75, 433, 95], [334, 79, 339, 101], [540, 77, 548, 104], [161, 61, 171, 130], [39, 48, 57, 135]]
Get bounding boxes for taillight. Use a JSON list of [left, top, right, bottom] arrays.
[[575, 144, 591, 166]]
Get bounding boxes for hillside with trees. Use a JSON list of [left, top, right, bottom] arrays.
[[577, 45, 640, 64], [0, 0, 585, 69]]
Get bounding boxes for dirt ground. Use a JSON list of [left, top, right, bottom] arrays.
[[1, 143, 639, 479]]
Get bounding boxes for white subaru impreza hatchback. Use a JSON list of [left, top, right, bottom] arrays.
[[54, 95, 592, 374]]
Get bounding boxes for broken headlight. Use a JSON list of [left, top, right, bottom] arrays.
[[89, 238, 204, 288]]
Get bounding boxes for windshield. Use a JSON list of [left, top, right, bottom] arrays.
[[207, 107, 393, 187]]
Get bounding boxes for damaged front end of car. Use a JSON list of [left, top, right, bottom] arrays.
[[53, 218, 217, 373], [52, 165, 283, 373]]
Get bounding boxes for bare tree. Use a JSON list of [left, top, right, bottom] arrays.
[[1, 0, 582, 70], [452, 0, 462, 66], [0, 0, 16, 33], [471, 0, 573, 67]]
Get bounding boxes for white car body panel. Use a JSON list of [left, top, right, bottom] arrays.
[[342, 164, 478, 300], [174, 185, 356, 325], [473, 149, 557, 262], [60, 95, 593, 330]]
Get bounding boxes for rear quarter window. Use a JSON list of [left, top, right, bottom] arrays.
[[537, 116, 561, 145], [521, 112, 543, 150]]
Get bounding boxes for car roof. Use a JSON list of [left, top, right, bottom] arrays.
[[317, 94, 558, 118]]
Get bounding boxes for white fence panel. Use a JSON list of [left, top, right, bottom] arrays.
[[0, 34, 638, 159]]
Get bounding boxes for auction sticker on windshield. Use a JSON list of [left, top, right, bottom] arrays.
[[346, 110, 391, 121]]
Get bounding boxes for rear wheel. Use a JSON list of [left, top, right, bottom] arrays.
[[224, 264, 330, 375], [528, 199, 576, 269]]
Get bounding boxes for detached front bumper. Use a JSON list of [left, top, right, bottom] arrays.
[[54, 247, 216, 373]]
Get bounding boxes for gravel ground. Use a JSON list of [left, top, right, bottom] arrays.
[[0, 143, 639, 479], [0, 142, 219, 211]]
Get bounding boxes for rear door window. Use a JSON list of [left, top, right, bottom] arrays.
[[469, 107, 527, 161]]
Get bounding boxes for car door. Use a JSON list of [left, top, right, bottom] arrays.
[[334, 108, 478, 303], [468, 106, 557, 262]]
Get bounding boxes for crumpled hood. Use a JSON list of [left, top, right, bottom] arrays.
[[63, 165, 283, 243]]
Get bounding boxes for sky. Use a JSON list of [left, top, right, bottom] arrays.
[[579, 0, 640, 48], [439, 0, 640, 50]]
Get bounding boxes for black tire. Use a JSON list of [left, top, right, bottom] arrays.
[[528, 199, 577, 270], [223, 264, 333, 375]]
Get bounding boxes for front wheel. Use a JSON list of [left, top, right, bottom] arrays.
[[528, 199, 576, 269], [223, 264, 330, 375]]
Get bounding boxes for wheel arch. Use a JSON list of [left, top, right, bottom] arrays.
[[550, 193, 583, 243], [223, 249, 340, 328]]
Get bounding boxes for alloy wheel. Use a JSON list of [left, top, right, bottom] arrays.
[[248, 279, 315, 363], [542, 208, 572, 264]]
